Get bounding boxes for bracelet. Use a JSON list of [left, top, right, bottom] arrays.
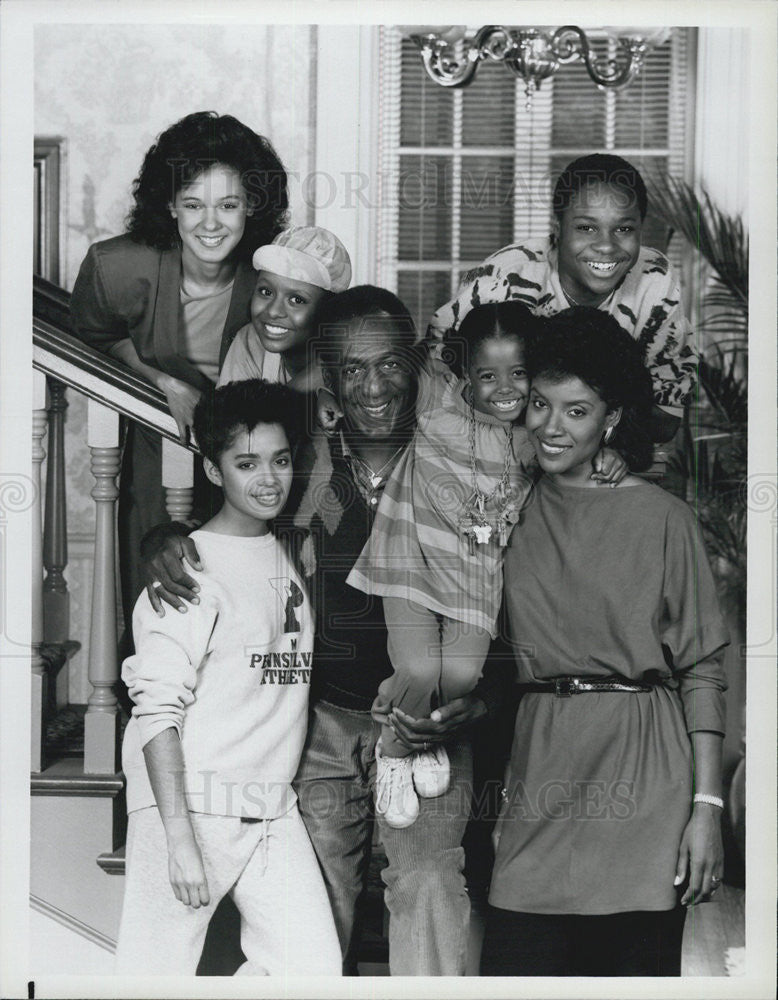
[[693, 793, 724, 809]]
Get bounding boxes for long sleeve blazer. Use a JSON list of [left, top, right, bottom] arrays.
[[70, 234, 257, 392]]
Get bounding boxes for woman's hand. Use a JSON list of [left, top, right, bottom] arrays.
[[387, 695, 488, 752], [141, 523, 202, 616], [166, 822, 210, 908], [159, 374, 203, 445], [674, 803, 724, 905], [316, 387, 343, 436], [591, 446, 628, 486]]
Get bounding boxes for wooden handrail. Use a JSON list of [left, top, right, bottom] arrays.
[[33, 275, 197, 450]]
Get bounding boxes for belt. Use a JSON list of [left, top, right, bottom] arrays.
[[518, 677, 654, 697]]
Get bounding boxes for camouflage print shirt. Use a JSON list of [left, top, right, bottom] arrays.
[[427, 238, 698, 415]]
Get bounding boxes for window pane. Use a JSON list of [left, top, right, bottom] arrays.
[[462, 58, 516, 146], [398, 270, 452, 333], [398, 155, 453, 260], [460, 156, 515, 259], [550, 52, 609, 148], [614, 42, 672, 147], [400, 37, 454, 146]]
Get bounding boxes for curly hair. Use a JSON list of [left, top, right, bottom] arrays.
[[445, 300, 544, 378], [193, 379, 305, 467], [552, 153, 648, 222], [126, 111, 289, 257], [525, 307, 655, 472]]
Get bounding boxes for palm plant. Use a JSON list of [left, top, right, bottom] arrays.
[[645, 175, 748, 627]]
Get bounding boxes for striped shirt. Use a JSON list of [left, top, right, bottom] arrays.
[[346, 361, 536, 636]]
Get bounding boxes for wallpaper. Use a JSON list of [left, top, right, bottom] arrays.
[[34, 23, 316, 697]]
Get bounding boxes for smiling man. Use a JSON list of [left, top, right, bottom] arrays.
[[141, 285, 509, 976]]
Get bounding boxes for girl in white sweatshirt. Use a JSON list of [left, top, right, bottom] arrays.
[[115, 379, 340, 976]]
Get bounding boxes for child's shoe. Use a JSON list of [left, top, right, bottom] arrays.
[[411, 743, 450, 798], [375, 740, 419, 829]]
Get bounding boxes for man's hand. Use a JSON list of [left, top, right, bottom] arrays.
[[388, 694, 488, 751], [141, 523, 202, 616]]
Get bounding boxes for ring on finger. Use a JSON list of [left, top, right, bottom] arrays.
[[711, 875, 722, 884], [151, 580, 163, 590]]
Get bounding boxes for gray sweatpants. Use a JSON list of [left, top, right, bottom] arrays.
[[115, 803, 341, 975]]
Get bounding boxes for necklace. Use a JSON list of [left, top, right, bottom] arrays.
[[458, 403, 519, 552], [348, 445, 405, 507], [561, 278, 614, 310]]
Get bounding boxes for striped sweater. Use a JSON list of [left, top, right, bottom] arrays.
[[346, 360, 536, 636]]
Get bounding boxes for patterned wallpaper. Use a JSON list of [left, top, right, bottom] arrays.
[[35, 22, 316, 291], [34, 23, 316, 698]]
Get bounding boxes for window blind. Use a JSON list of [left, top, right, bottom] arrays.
[[377, 27, 696, 333]]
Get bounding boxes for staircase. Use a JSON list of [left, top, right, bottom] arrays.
[[30, 277, 392, 972], [30, 276, 200, 959]]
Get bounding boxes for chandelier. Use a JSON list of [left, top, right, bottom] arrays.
[[405, 25, 671, 107]]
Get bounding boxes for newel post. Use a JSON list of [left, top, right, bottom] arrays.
[[31, 370, 48, 772], [162, 437, 195, 522], [84, 400, 121, 774], [43, 378, 70, 643]]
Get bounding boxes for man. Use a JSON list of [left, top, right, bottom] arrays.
[[141, 286, 511, 975]]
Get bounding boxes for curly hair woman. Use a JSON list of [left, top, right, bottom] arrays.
[[480, 307, 729, 977], [70, 110, 288, 623]]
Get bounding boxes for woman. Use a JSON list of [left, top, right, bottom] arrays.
[[481, 307, 729, 977], [70, 111, 288, 620]]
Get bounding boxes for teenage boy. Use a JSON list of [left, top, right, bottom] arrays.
[[116, 380, 340, 976]]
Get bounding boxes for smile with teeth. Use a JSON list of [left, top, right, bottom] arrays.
[[251, 490, 282, 505], [361, 401, 391, 416], [537, 440, 570, 456], [262, 323, 289, 335], [197, 235, 227, 247], [493, 399, 519, 410], [586, 260, 619, 273]]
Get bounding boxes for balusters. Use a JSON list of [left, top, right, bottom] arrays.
[[84, 400, 120, 774], [162, 437, 195, 522], [31, 371, 48, 772], [43, 378, 70, 644]]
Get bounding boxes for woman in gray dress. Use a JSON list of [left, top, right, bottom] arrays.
[[481, 307, 729, 976]]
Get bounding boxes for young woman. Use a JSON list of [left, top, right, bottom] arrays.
[[70, 111, 288, 621], [481, 307, 728, 977]]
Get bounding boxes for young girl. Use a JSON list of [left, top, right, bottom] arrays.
[[428, 153, 696, 441], [218, 225, 352, 390], [346, 302, 625, 828]]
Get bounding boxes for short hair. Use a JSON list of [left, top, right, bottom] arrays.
[[445, 300, 544, 378], [193, 379, 304, 466], [552, 153, 648, 222], [126, 111, 289, 257], [526, 307, 655, 472], [311, 285, 420, 390]]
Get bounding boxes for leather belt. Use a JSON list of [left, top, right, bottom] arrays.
[[518, 677, 653, 698]]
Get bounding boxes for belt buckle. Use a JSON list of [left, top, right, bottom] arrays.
[[555, 678, 577, 697]]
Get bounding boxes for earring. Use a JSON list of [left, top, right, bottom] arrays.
[[603, 425, 614, 444]]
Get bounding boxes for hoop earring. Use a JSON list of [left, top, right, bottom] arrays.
[[603, 425, 615, 445]]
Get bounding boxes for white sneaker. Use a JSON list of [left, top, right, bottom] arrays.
[[375, 740, 419, 829], [412, 744, 451, 798]]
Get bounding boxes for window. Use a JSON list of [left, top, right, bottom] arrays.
[[376, 27, 696, 331]]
